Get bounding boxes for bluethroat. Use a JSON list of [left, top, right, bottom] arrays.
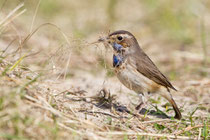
[[99, 30, 182, 120]]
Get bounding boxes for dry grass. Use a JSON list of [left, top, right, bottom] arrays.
[[0, 1, 210, 140]]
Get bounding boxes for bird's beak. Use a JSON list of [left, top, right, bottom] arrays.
[[88, 36, 109, 46], [97, 36, 111, 49], [98, 36, 110, 43]]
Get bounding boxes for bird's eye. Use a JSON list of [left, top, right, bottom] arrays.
[[117, 36, 123, 41]]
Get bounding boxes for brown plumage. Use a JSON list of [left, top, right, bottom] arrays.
[[134, 49, 177, 92], [110, 30, 177, 91], [100, 30, 182, 119]]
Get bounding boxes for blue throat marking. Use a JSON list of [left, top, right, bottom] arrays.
[[112, 43, 122, 52], [113, 54, 123, 67]]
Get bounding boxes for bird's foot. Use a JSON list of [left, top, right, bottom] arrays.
[[135, 102, 144, 110], [132, 108, 149, 120]]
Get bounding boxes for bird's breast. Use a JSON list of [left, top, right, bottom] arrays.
[[114, 62, 161, 94]]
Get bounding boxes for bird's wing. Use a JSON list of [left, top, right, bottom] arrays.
[[133, 51, 177, 91]]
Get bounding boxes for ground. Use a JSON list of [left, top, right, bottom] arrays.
[[0, 1, 210, 140]]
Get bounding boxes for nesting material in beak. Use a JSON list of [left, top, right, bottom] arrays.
[[88, 36, 109, 47], [98, 37, 105, 42], [98, 36, 110, 48]]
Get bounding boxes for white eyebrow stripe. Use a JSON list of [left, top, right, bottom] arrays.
[[120, 34, 132, 38], [110, 34, 133, 39]]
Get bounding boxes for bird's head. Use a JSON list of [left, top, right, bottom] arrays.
[[99, 30, 139, 53]]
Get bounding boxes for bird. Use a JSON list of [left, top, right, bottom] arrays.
[[98, 30, 182, 120]]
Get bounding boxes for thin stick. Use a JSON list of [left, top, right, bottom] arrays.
[[63, 52, 71, 80], [0, 38, 16, 56], [0, 3, 25, 26], [97, 131, 192, 139], [79, 110, 126, 119], [18, 23, 71, 57], [198, 128, 202, 140], [30, 0, 42, 33], [25, 94, 103, 131], [57, 122, 83, 135], [141, 119, 177, 124], [2, 9, 26, 28], [175, 124, 208, 135]]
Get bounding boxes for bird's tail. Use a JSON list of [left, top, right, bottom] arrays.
[[160, 91, 182, 120]]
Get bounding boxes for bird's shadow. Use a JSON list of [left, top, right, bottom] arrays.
[[86, 89, 171, 119], [93, 100, 170, 119]]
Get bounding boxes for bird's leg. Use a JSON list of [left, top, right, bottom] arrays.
[[135, 94, 147, 111], [132, 93, 149, 119]]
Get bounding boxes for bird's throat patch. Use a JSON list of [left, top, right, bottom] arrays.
[[113, 54, 123, 67]]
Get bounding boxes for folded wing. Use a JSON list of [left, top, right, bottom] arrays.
[[133, 51, 177, 92]]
